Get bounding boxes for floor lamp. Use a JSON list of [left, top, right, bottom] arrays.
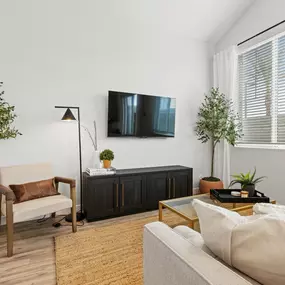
[[55, 106, 85, 221]]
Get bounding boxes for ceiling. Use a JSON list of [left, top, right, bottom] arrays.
[[104, 0, 256, 43], [0, 0, 256, 45]]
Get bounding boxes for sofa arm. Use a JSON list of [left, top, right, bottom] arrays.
[[0, 184, 15, 201], [54, 177, 76, 188], [144, 222, 252, 285]]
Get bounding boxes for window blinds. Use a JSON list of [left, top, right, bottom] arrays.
[[238, 32, 285, 145]]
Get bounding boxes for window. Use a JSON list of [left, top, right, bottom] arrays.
[[238, 32, 285, 147]]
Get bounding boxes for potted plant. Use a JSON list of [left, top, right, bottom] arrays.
[[0, 82, 21, 139], [195, 88, 242, 193], [100, 149, 114, 169], [229, 168, 266, 197]]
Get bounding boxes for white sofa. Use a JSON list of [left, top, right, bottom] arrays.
[[143, 222, 259, 285]]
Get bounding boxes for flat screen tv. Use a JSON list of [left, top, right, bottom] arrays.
[[108, 91, 176, 137]]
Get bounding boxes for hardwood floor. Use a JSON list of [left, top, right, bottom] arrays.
[[0, 211, 157, 285]]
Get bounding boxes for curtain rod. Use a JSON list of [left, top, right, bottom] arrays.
[[238, 19, 285, 46]]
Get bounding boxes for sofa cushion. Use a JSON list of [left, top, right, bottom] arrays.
[[193, 199, 285, 285], [173, 226, 215, 257], [1, 194, 72, 223]]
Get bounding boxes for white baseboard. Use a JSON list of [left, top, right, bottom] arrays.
[[193, 187, 200, 195]]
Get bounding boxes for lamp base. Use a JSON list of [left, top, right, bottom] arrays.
[[65, 212, 85, 222]]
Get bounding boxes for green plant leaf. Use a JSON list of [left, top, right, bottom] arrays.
[[251, 167, 257, 181], [229, 168, 266, 188], [0, 82, 21, 139], [252, 176, 267, 184], [100, 149, 114, 161], [195, 88, 243, 177]]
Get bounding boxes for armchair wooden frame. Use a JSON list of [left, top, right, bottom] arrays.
[[0, 176, 77, 257]]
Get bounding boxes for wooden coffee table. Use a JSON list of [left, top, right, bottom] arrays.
[[159, 193, 276, 229]]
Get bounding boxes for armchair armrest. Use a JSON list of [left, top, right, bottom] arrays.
[[0, 184, 15, 201], [54, 177, 76, 188]]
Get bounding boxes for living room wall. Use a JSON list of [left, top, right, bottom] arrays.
[[0, 0, 212, 202], [216, 0, 285, 204]]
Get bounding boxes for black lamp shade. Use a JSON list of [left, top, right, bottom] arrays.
[[61, 108, 76, 121]]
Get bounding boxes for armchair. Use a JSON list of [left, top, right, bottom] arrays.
[[0, 163, 77, 257]]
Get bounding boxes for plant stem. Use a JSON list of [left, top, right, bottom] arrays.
[[211, 139, 215, 177], [81, 124, 97, 152], [93, 120, 98, 151]]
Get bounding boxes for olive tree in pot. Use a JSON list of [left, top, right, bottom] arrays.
[[0, 82, 21, 140], [100, 149, 114, 169], [195, 88, 242, 193]]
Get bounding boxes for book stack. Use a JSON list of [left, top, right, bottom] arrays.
[[86, 167, 116, 176]]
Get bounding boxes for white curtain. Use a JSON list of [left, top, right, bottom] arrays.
[[213, 46, 238, 187]]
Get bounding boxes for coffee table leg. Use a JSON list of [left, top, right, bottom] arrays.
[[159, 202, 163, 221]]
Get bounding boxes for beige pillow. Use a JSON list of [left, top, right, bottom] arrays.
[[253, 203, 285, 215], [193, 199, 285, 285]]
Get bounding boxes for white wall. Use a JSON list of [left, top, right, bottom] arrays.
[[216, 0, 285, 204], [0, 0, 212, 202]]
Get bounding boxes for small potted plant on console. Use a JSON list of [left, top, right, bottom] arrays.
[[229, 168, 266, 197], [100, 149, 114, 169], [195, 88, 242, 193]]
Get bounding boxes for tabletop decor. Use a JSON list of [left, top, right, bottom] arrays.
[[229, 167, 266, 196], [210, 189, 270, 203], [81, 120, 100, 168], [100, 149, 114, 168]]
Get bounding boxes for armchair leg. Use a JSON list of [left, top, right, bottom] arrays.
[[6, 200, 14, 257], [71, 186, 77, 233], [51, 212, 56, 218]]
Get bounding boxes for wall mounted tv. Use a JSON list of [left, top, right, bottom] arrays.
[[108, 91, 176, 138]]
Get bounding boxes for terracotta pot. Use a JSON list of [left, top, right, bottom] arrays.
[[199, 179, 224, 194], [103, 160, 111, 169]]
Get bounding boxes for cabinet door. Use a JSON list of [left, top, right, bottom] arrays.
[[84, 177, 119, 221], [119, 175, 146, 213], [146, 172, 169, 210], [169, 171, 191, 198]]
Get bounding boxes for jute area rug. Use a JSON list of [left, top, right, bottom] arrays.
[[55, 212, 189, 285]]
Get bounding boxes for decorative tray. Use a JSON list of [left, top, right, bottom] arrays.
[[210, 189, 270, 203]]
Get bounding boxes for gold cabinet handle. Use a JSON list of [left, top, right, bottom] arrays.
[[168, 178, 171, 198], [173, 177, 176, 198], [122, 183, 125, 207], [115, 183, 119, 208]]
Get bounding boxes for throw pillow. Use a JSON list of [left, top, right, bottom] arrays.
[[253, 203, 285, 215], [10, 178, 58, 203], [193, 199, 285, 285]]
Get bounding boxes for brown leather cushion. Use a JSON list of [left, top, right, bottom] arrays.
[[9, 178, 58, 203]]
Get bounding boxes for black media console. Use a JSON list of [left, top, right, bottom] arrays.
[[83, 165, 193, 222]]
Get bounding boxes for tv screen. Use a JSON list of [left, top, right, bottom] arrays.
[[108, 91, 176, 137]]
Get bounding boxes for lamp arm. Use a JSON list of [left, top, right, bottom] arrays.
[[81, 122, 98, 152]]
